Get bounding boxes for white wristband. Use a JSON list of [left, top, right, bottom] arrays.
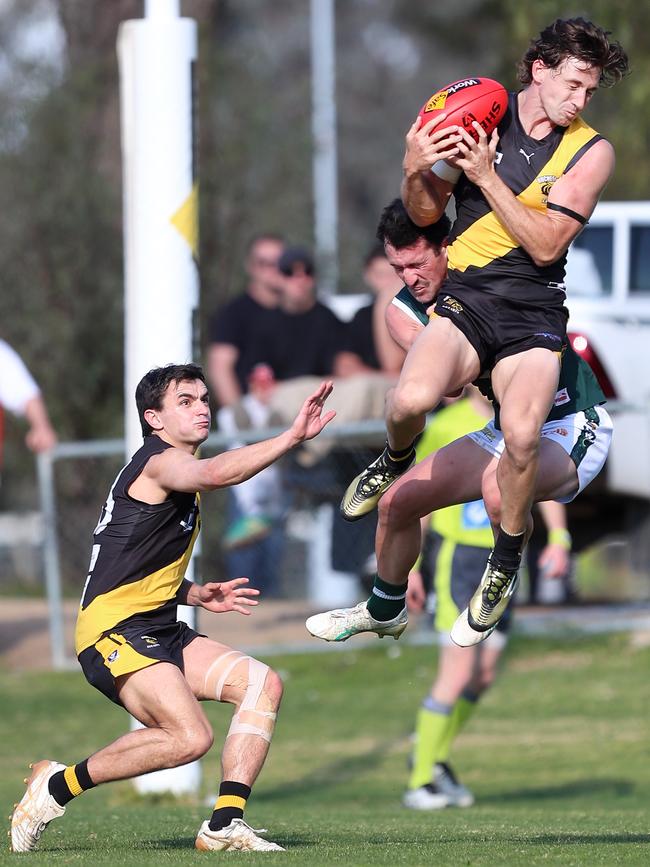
[[431, 160, 461, 184]]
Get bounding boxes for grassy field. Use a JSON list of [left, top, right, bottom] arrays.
[[1, 631, 649, 865]]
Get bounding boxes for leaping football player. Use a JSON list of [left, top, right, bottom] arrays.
[[322, 18, 627, 644]]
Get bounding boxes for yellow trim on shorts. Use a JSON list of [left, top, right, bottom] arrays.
[[75, 522, 199, 654], [433, 538, 459, 633], [63, 766, 83, 797], [214, 794, 247, 811], [95, 633, 158, 679]]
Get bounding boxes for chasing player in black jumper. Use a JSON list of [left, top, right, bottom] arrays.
[[11, 364, 334, 854]]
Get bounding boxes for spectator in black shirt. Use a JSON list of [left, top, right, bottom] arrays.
[[207, 234, 285, 407], [257, 245, 347, 380]]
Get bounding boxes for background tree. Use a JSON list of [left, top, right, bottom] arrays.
[[0, 0, 646, 513]]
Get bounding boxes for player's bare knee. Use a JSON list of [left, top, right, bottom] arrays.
[[173, 720, 214, 764], [378, 482, 412, 529], [501, 420, 540, 468], [389, 382, 430, 424], [481, 475, 502, 525]]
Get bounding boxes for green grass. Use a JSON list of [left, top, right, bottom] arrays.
[[2, 632, 649, 864]]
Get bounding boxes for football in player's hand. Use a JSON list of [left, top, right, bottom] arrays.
[[419, 77, 508, 141]]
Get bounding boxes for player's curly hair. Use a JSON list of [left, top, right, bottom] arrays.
[[376, 198, 450, 250], [518, 18, 629, 87], [136, 363, 207, 437]]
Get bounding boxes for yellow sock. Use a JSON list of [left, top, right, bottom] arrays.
[[436, 694, 479, 764], [408, 699, 452, 789]]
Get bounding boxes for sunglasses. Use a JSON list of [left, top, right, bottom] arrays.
[[251, 257, 279, 268]]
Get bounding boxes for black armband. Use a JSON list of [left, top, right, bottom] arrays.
[[547, 202, 587, 225]]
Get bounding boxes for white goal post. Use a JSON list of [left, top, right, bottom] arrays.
[[118, 0, 199, 795]]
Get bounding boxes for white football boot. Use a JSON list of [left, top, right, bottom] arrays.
[[434, 762, 475, 807], [306, 601, 407, 642], [11, 760, 67, 852], [450, 609, 497, 647], [402, 784, 450, 811], [195, 818, 285, 852]]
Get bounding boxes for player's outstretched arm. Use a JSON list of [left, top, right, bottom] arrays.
[[150, 381, 336, 493], [287, 379, 336, 442]]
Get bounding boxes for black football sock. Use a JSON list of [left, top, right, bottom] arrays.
[[209, 781, 251, 832], [385, 441, 416, 468], [48, 759, 96, 807], [366, 575, 408, 621], [491, 526, 525, 573]]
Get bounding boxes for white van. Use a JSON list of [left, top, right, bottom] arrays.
[[565, 201, 650, 501]]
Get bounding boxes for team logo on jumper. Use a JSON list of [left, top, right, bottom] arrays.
[[554, 388, 570, 406], [537, 174, 558, 200], [180, 500, 199, 532], [552, 427, 569, 437], [107, 649, 119, 664], [141, 635, 160, 647], [440, 295, 464, 314]]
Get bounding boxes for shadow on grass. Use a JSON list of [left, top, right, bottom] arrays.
[[490, 777, 635, 803], [523, 832, 650, 845], [134, 838, 195, 850], [42, 838, 195, 853], [136, 835, 303, 850], [256, 735, 402, 803]]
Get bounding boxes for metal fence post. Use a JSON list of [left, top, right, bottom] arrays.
[[37, 449, 66, 670]]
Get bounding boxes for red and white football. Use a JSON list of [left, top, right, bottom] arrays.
[[418, 77, 508, 141]]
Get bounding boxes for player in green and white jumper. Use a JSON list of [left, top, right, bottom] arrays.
[[307, 199, 611, 647]]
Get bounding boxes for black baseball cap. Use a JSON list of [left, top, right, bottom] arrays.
[[278, 245, 315, 276]]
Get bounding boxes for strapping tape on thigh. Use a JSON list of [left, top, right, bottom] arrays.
[[203, 649, 245, 700]]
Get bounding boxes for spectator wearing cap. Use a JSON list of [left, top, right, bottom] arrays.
[[258, 245, 347, 381]]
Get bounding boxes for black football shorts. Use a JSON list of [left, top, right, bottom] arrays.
[[433, 287, 567, 370], [78, 619, 202, 706]]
